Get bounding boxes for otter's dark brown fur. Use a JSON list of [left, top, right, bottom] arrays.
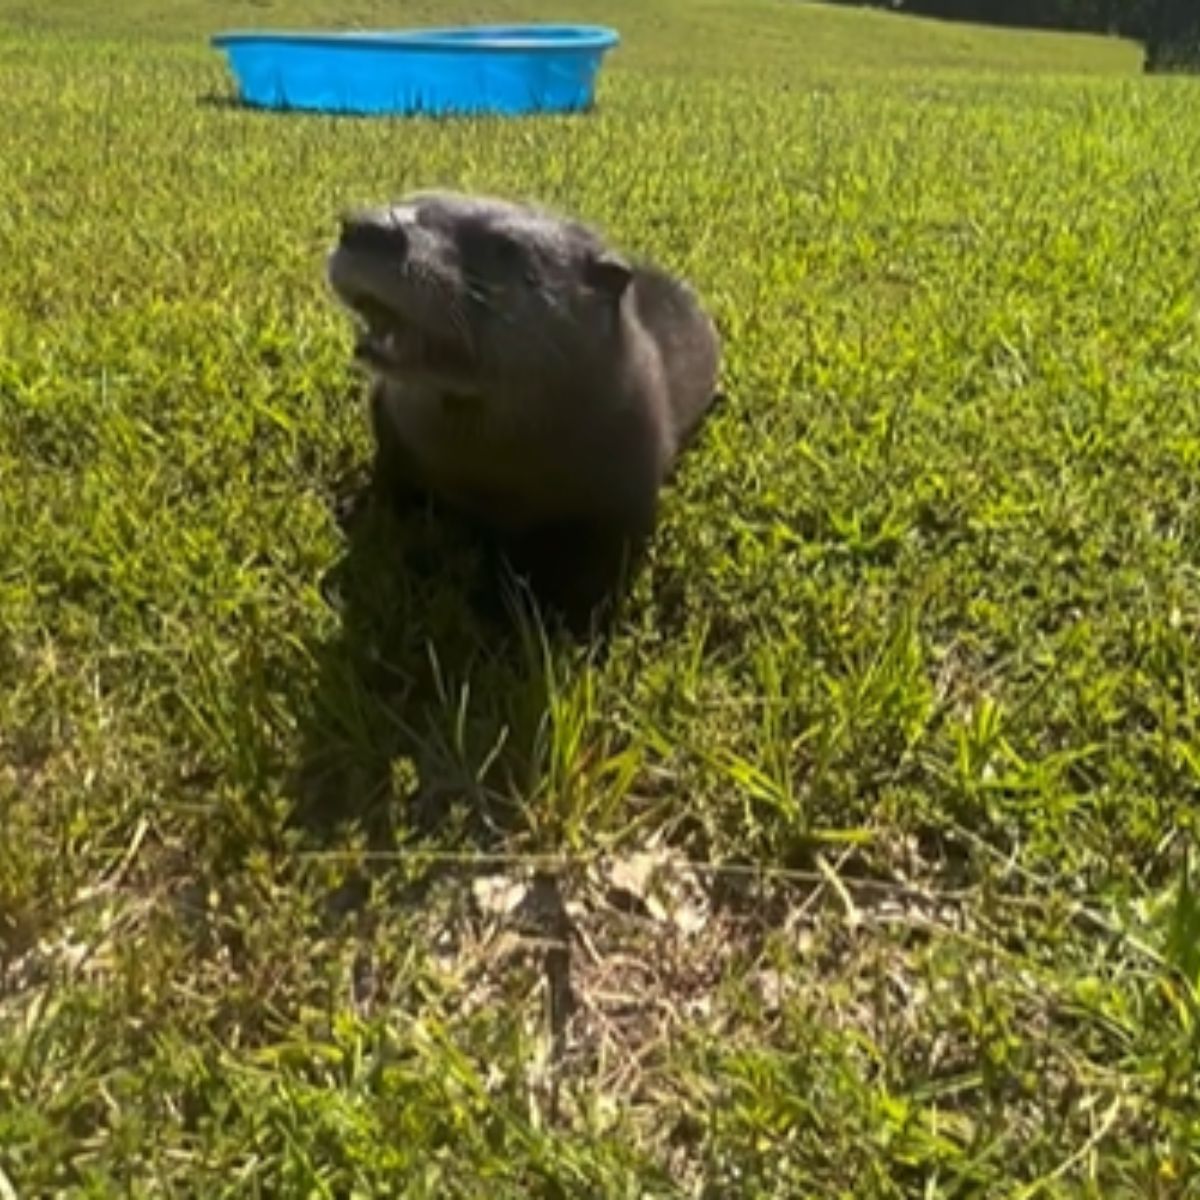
[[326, 189, 721, 632]]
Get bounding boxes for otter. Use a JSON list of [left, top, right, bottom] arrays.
[[325, 189, 722, 633]]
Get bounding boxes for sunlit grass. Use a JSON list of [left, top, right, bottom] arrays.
[[2, 0, 1197, 1193]]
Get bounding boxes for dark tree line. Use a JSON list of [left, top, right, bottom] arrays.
[[1140, 0, 1200, 71], [827, 0, 1199, 70]]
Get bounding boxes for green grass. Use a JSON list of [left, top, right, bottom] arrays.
[[2, 0, 1198, 1194]]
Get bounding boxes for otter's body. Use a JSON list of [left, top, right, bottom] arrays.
[[326, 189, 721, 630]]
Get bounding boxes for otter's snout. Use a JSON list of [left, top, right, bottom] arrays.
[[338, 212, 408, 259]]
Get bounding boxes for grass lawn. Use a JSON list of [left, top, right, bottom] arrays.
[[2, 0, 1198, 1193]]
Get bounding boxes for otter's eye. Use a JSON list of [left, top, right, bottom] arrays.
[[485, 233, 525, 269], [462, 226, 527, 281]]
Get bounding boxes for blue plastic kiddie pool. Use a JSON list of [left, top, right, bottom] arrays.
[[209, 25, 621, 117]]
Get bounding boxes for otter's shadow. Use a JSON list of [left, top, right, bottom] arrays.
[[288, 480, 562, 856]]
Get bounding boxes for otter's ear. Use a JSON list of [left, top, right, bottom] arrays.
[[585, 252, 633, 300]]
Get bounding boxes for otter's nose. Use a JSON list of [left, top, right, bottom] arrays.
[[338, 213, 408, 257]]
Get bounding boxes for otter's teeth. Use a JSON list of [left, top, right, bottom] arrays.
[[351, 325, 404, 367], [352, 329, 381, 359]]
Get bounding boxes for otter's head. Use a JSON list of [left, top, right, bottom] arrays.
[[326, 190, 634, 387]]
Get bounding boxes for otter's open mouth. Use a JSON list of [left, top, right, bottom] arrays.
[[339, 289, 472, 379], [352, 325, 407, 370], [349, 315, 458, 377], [352, 321, 469, 377]]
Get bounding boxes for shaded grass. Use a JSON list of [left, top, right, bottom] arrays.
[[2, 0, 1199, 1194]]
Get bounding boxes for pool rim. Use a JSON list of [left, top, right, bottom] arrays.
[[209, 24, 622, 55]]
